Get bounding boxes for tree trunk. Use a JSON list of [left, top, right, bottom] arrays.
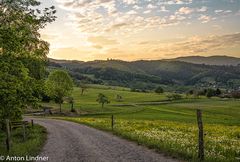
[[81, 89, 84, 95], [102, 103, 104, 108], [59, 103, 62, 113], [71, 103, 74, 112]]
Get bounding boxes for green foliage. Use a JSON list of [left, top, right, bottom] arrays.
[[187, 90, 194, 95], [0, 0, 56, 122], [0, 0, 56, 57], [206, 88, 216, 98], [116, 94, 123, 102], [187, 88, 222, 98], [48, 59, 240, 90], [0, 125, 47, 156], [0, 55, 30, 122], [215, 88, 222, 96], [96, 93, 110, 108], [166, 93, 182, 100], [155, 86, 164, 94], [45, 70, 74, 112]]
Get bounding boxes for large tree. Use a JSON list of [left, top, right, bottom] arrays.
[[45, 70, 74, 112], [0, 0, 56, 123]]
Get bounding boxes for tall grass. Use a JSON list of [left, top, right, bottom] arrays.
[[59, 117, 240, 162], [0, 125, 47, 157]]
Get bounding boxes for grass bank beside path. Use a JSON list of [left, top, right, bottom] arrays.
[[54, 117, 240, 162], [0, 125, 47, 161]]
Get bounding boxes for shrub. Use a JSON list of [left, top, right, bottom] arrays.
[[206, 89, 216, 98], [167, 93, 182, 100], [155, 86, 164, 94]]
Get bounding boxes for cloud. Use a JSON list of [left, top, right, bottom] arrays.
[[159, 6, 169, 12], [215, 10, 223, 13], [178, 7, 194, 14], [54, 0, 191, 36], [93, 45, 103, 49], [88, 36, 118, 46], [48, 0, 239, 61], [127, 10, 138, 15], [40, 33, 59, 41], [133, 5, 142, 10], [197, 6, 207, 12], [122, 0, 137, 5], [143, 10, 152, 14], [198, 15, 211, 23], [147, 4, 157, 9], [215, 9, 232, 14], [105, 22, 129, 32], [148, 33, 240, 58], [214, 9, 233, 19], [50, 47, 94, 60], [158, 0, 193, 5], [100, 33, 240, 60]]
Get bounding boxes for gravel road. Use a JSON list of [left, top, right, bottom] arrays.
[[27, 118, 180, 162]]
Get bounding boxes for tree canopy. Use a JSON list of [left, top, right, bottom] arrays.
[[96, 93, 110, 108], [0, 0, 56, 122], [45, 70, 74, 112], [155, 86, 164, 94]]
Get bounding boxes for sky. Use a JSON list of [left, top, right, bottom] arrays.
[[40, 0, 240, 61]]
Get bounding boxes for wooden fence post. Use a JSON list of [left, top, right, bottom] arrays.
[[111, 115, 114, 131], [31, 119, 34, 128], [5, 119, 11, 151], [22, 124, 26, 141], [197, 109, 204, 161]]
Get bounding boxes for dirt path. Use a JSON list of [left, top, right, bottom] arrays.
[[26, 118, 180, 162]]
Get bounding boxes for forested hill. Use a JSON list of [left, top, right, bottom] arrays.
[[48, 57, 240, 90], [172, 56, 240, 66]]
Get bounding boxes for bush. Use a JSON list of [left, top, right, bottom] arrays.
[[167, 93, 182, 100], [215, 88, 222, 96], [155, 86, 164, 94], [206, 88, 216, 98]]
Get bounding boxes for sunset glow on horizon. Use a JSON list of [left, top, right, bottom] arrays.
[[40, 0, 240, 61]]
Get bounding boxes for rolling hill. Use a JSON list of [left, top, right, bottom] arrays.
[[172, 55, 240, 66], [48, 56, 240, 91]]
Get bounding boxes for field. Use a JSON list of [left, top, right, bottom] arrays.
[[43, 86, 240, 162]]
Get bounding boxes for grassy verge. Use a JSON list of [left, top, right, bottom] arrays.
[[55, 117, 240, 162], [0, 125, 47, 160]]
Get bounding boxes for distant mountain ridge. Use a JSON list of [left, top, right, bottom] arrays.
[[172, 55, 240, 66]]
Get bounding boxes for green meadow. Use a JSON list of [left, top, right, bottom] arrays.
[[43, 86, 240, 161], [44, 86, 240, 125]]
